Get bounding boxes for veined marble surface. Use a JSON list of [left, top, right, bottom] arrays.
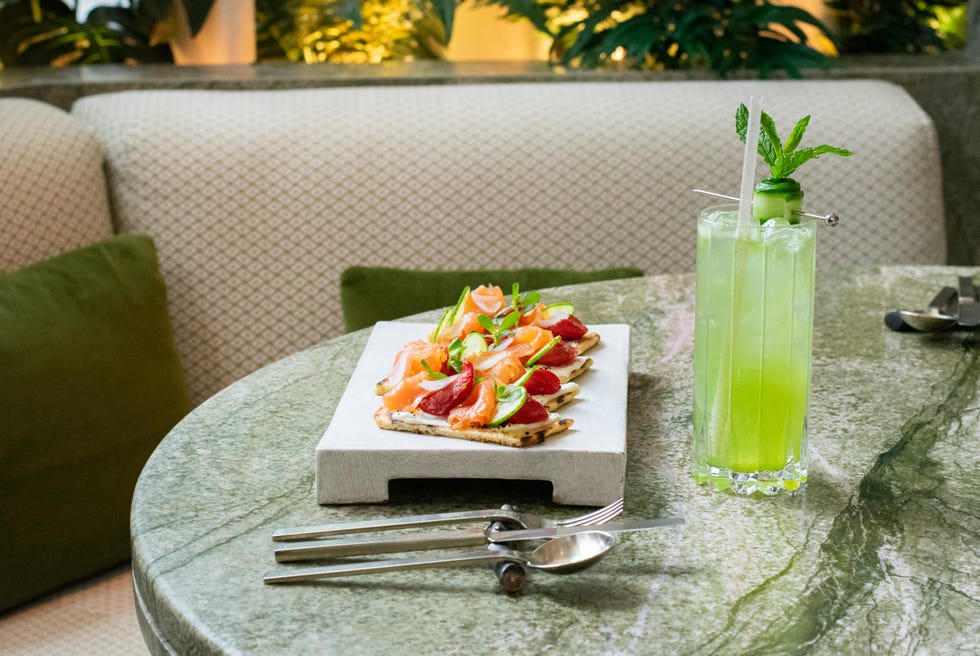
[[132, 267, 979, 655]]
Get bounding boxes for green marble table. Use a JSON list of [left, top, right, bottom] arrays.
[[133, 267, 979, 655]]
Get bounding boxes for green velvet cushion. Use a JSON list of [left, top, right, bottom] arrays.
[[340, 266, 644, 332], [0, 234, 191, 612]]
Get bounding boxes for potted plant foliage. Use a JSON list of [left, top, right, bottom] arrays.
[[0, 0, 171, 66], [470, 0, 837, 76]]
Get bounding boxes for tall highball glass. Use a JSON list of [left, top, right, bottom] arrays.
[[692, 204, 817, 496]]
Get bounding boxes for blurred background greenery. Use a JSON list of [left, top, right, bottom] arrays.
[[0, 0, 970, 74]]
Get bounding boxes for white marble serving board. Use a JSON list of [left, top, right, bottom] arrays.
[[315, 322, 630, 505]]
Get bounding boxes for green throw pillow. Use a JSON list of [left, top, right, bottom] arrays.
[[0, 234, 191, 612], [340, 266, 644, 332]]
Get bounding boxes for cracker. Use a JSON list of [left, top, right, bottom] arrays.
[[374, 407, 572, 448]]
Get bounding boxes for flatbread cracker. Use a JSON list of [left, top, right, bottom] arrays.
[[374, 407, 573, 448]]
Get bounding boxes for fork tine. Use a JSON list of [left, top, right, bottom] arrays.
[[559, 497, 624, 527], [563, 504, 621, 527], [587, 498, 624, 524]]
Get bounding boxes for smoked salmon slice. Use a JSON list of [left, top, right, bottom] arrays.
[[461, 285, 506, 316], [382, 372, 429, 412], [506, 325, 555, 361], [385, 340, 448, 384], [448, 379, 497, 430]]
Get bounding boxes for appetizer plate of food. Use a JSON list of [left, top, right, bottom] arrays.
[[315, 284, 629, 506]]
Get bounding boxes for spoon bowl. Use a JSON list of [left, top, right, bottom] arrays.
[[264, 531, 616, 583], [896, 309, 957, 332], [886, 286, 958, 332], [524, 530, 616, 573]]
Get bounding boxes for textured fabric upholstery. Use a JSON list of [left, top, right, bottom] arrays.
[[340, 265, 644, 332], [0, 99, 113, 272], [71, 81, 945, 404], [0, 234, 190, 612]]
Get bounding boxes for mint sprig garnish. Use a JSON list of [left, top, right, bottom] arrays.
[[736, 104, 852, 180]]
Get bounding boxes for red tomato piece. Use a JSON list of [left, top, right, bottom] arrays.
[[418, 361, 475, 416], [522, 368, 562, 395], [505, 396, 550, 425], [548, 315, 588, 340], [535, 340, 578, 366]]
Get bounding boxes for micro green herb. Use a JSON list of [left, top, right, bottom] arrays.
[[736, 104, 852, 180], [477, 309, 522, 347], [510, 283, 541, 312], [420, 359, 446, 379], [447, 337, 466, 373]]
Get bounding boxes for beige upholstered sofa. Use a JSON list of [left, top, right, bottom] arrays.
[[0, 78, 946, 651], [4, 79, 947, 406]]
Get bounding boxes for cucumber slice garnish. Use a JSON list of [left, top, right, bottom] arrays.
[[460, 331, 488, 360], [449, 286, 470, 324], [513, 365, 539, 388], [526, 336, 561, 366], [545, 302, 574, 316], [431, 306, 453, 342], [489, 385, 528, 426], [753, 178, 804, 224], [431, 286, 470, 342]]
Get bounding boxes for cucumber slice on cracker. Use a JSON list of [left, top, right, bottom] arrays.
[[545, 302, 574, 316], [489, 386, 528, 426]]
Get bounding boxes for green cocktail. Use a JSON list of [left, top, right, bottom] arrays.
[[691, 102, 850, 495], [692, 205, 816, 494]]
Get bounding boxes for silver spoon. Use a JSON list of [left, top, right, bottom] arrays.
[[263, 531, 616, 583], [892, 286, 958, 332]]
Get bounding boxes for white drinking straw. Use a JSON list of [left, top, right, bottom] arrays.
[[738, 96, 764, 227]]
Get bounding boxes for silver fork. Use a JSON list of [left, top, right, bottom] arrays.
[[272, 497, 624, 542]]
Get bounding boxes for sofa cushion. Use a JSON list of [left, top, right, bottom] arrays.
[[0, 99, 113, 273], [340, 266, 645, 332], [0, 234, 191, 612]]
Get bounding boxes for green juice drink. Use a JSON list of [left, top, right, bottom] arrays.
[[693, 205, 816, 495], [691, 102, 851, 496]]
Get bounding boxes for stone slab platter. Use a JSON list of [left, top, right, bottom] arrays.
[[315, 322, 630, 505]]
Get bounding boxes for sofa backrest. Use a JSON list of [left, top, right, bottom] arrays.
[[0, 99, 114, 272], [70, 80, 945, 404]]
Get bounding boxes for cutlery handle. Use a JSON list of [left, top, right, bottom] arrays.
[[927, 286, 958, 311], [957, 276, 980, 327], [272, 509, 518, 541], [264, 550, 519, 583], [959, 276, 978, 301], [274, 528, 489, 562]]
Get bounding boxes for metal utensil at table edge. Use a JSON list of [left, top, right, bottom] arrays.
[[955, 275, 980, 327], [274, 518, 684, 562], [886, 286, 958, 332], [264, 531, 616, 584], [271, 497, 624, 541], [490, 514, 526, 594]]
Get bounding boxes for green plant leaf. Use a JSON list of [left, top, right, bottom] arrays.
[[333, 0, 362, 28], [179, 0, 213, 36], [477, 314, 495, 333], [564, 0, 622, 61], [757, 111, 783, 170], [736, 104, 782, 170], [478, 0, 551, 36], [426, 0, 457, 41], [783, 114, 811, 153], [736, 103, 852, 178], [775, 144, 854, 178]]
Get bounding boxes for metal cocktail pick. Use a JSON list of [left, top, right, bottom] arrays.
[[693, 189, 840, 227]]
